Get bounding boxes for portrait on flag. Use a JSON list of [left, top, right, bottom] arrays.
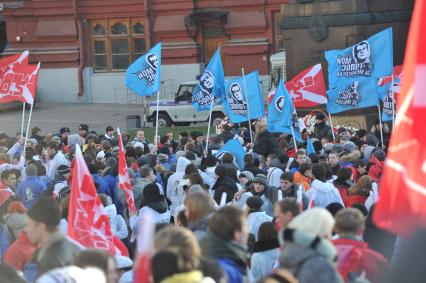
[[326, 77, 380, 114], [377, 65, 403, 121], [125, 42, 162, 97], [267, 81, 294, 132], [223, 71, 265, 123], [326, 28, 393, 89], [192, 48, 225, 112]]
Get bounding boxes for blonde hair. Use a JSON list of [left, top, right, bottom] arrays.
[[288, 207, 335, 239], [154, 226, 201, 270], [349, 175, 372, 196], [184, 191, 214, 223]]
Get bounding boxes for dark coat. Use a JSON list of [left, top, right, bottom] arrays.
[[253, 130, 281, 158], [313, 122, 333, 141], [212, 175, 238, 205]]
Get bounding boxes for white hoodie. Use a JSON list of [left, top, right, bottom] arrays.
[[201, 166, 216, 191], [104, 204, 128, 239], [305, 179, 344, 208], [166, 157, 191, 217]]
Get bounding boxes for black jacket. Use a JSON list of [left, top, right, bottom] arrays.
[[313, 122, 332, 141], [253, 131, 281, 158], [212, 175, 238, 205]]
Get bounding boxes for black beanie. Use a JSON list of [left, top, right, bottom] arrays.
[[27, 197, 61, 226]]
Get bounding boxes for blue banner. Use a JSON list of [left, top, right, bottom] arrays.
[[125, 42, 161, 97], [378, 76, 399, 122], [267, 81, 302, 141], [215, 138, 245, 170], [306, 137, 316, 155], [223, 71, 265, 123], [326, 77, 380, 114], [192, 49, 225, 112], [325, 28, 393, 89]]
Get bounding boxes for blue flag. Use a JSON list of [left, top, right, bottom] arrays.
[[326, 77, 380, 114], [325, 28, 393, 89], [378, 77, 399, 122], [267, 81, 302, 141], [215, 138, 245, 170], [223, 71, 265, 123], [192, 49, 225, 112], [125, 42, 161, 97], [306, 137, 315, 155]]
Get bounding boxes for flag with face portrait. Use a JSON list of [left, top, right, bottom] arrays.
[[326, 77, 380, 114], [223, 71, 265, 123], [192, 48, 225, 111], [325, 28, 393, 89], [125, 42, 161, 97], [378, 65, 403, 122]]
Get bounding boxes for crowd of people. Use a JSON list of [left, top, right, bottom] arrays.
[[0, 112, 419, 283]]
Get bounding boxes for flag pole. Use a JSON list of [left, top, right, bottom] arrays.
[[154, 91, 160, 147], [377, 104, 385, 148], [290, 125, 298, 153], [20, 102, 25, 139], [23, 103, 34, 149], [327, 112, 336, 142], [205, 99, 214, 151], [241, 68, 253, 145], [391, 76, 396, 129]]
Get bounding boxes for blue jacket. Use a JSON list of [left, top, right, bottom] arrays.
[[0, 223, 9, 260], [17, 176, 47, 209], [218, 258, 245, 283], [102, 173, 118, 201], [92, 173, 110, 196]]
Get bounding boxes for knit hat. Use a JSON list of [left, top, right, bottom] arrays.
[[79, 124, 89, 131], [27, 197, 61, 226], [60, 127, 70, 134], [253, 174, 268, 187], [332, 144, 344, 153], [246, 196, 264, 211], [239, 171, 254, 182], [25, 164, 38, 177], [57, 164, 70, 175], [342, 141, 357, 153], [323, 143, 334, 153]]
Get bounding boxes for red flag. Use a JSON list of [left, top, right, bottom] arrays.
[[117, 128, 137, 215], [133, 211, 155, 283], [0, 51, 29, 76], [0, 62, 40, 105], [286, 64, 328, 108], [373, 0, 426, 237], [68, 144, 129, 256]]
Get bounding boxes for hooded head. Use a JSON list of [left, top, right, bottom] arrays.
[[176, 157, 191, 173]]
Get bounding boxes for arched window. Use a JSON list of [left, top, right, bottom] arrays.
[[91, 18, 148, 72]]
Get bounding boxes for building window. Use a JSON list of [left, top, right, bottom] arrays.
[[91, 19, 147, 72]]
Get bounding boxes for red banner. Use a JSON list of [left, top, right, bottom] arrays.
[[0, 62, 40, 105], [68, 145, 129, 256], [373, 0, 426, 237]]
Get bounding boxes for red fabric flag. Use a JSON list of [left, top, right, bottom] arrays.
[[373, 0, 426, 237], [0, 51, 29, 76], [286, 64, 328, 108], [117, 128, 137, 215], [0, 62, 40, 105], [68, 144, 129, 256], [133, 211, 155, 283]]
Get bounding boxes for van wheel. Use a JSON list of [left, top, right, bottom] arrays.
[[211, 112, 225, 126], [154, 113, 172, 127]]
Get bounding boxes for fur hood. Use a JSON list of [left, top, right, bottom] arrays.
[[339, 150, 361, 163]]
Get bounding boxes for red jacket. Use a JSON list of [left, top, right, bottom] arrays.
[[335, 185, 350, 207], [347, 194, 369, 207], [333, 237, 388, 283], [368, 156, 383, 182], [4, 232, 37, 271]]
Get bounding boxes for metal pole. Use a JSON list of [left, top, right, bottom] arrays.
[[290, 125, 298, 153], [205, 99, 214, 151], [377, 104, 385, 148], [327, 112, 336, 143], [24, 103, 34, 150], [154, 91, 160, 147], [241, 68, 253, 145], [20, 103, 25, 139]]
